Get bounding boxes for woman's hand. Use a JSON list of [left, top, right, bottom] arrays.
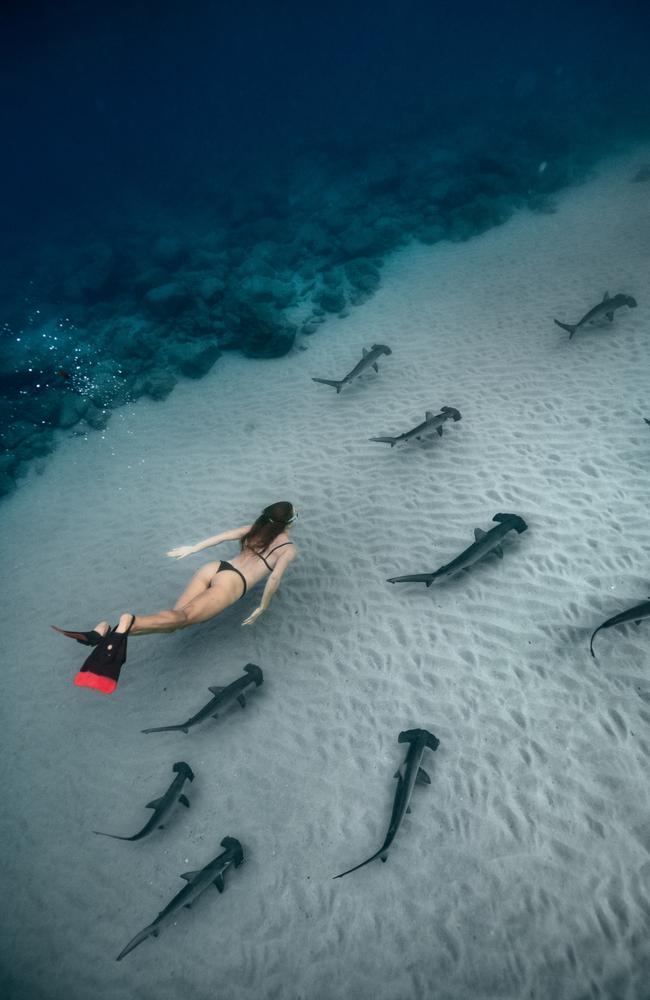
[[166, 545, 196, 559], [241, 606, 264, 626]]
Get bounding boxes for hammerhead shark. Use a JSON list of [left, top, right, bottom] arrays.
[[334, 729, 439, 878], [142, 664, 263, 734], [94, 762, 194, 841], [370, 406, 461, 446], [312, 344, 392, 393], [116, 837, 244, 960], [387, 513, 528, 587], [554, 291, 637, 339], [590, 598, 650, 658]]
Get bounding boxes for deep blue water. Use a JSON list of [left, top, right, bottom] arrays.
[[1, 0, 649, 495]]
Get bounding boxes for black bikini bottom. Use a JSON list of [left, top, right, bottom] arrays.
[[214, 561, 247, 598]]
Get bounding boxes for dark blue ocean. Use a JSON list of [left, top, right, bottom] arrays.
[[1, 0, 649, 495]]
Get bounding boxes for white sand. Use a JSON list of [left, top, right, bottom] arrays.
[[2, 149, 650, 1000]]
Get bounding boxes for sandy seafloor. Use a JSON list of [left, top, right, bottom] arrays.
[[1, 149, 650, 1000]]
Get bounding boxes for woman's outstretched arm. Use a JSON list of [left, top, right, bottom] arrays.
[[167, 525, 253, 559], [241, 547, 297, 625]]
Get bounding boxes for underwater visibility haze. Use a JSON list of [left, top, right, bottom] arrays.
[[1, 0, 649, 489]]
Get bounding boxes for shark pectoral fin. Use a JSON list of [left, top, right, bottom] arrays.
[[436, 425, 443, 436], [236, 693, 246, 708], [416, 767, 432, 785], [178, 794, 190, 807], [474, 528, 486, 541], [635, 620, 642, 626], [208, 686, 224, 695], [146, 798, 163, 810], [494, 545, 504, 559], [606, 311, 614, 321], [180, 870, 199, 881], [214, 874, 225, 893], [372, 362, 379, 372]]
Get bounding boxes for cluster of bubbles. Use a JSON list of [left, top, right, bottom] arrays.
[[1, 313, 127, 409]]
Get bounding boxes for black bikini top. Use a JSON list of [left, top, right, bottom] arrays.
[[253, 541, 294, 571]]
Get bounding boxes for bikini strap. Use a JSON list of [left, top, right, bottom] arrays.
[[265, 542, 294, 556]]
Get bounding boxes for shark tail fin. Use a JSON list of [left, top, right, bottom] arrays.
[[244, 663, 264, 686], [312, 377, 343, 393], [93, 830, 134, 841], [387, 572, 436, 586], [369, 436, 397, 446], [333, 845, 387, 879], [116, 923, 156, 961], [589, 625, 602, 659], [398, 729, 440, 752], [553, 318, 578, 338], [141, 725, 187, 735]]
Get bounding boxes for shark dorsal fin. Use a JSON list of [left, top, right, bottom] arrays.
[[425, 411, 435, 421], [362, 347, 369, 356], [180, 870, 200, 881], [146, 797, 163, 810], [603, 290, 610, 301], [208, 686, 224, 695], [474, 528, 487, 541]]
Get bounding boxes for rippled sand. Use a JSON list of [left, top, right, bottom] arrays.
[[1, 149, 649, 1000]]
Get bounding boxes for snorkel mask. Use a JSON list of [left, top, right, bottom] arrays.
[[264, 507, 298, 526]]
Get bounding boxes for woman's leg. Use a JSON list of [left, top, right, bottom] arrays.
[[116, 573, 243, 637], [88, 562, 220, 636]]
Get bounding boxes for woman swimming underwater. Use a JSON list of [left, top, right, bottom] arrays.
[[53, 501, 298, 692]]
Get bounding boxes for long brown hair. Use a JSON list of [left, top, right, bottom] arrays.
[[240, 501, 295, 554]]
